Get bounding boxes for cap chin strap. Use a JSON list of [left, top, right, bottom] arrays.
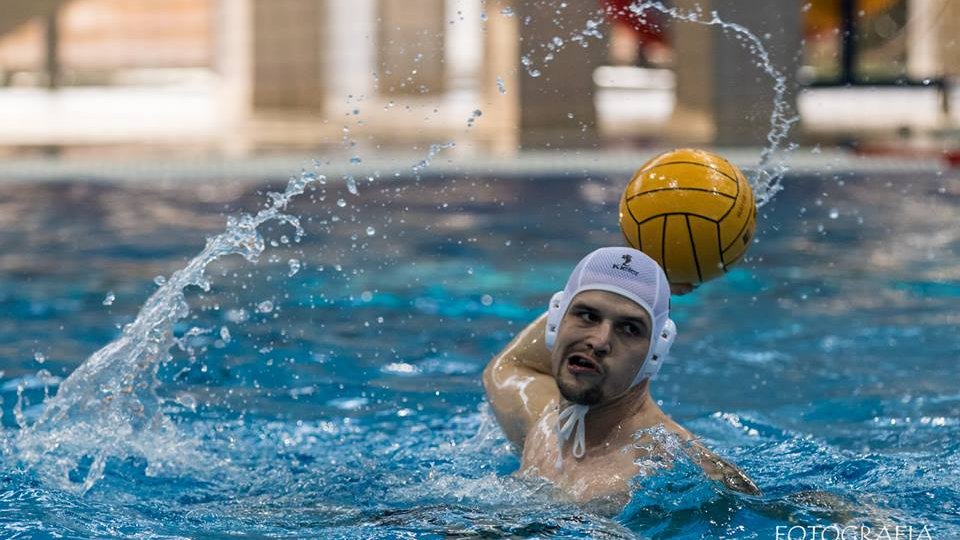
[[555, 403, 589, 467], [547, 290, 677, 465]]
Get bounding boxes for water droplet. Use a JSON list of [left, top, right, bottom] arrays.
[[154, 275, 167, 286], [225, 308, 249, 323], [496, 77, 506, 95], [481, 294, 493, 306], [337, 198, 347, 207], [257, 300, 274, 313], [350, 156, 362, 164], [466, 109, 483, 127], [219, 326, 231, 343], [288, 258, 301, 276], [829, 209, 839, 219], [529, 69, 541, 78], [361, 291, 373, 302], [175, 393, 197, 412], [347, 177, 359, 195], [34, 352, 46, 364], [366, 226, 376, 236], [102, 291, 115, 306], [500, 6, 514, 16]]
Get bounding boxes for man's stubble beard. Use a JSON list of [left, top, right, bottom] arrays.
[[556, 375, 604, 406]]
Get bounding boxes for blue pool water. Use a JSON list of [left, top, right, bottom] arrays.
[[0, 169, 958, 538]]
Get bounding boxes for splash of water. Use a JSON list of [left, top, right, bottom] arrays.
[[11, 141, 461, 492], [625, 1, 798, 205], [11, 171, 320, 492], [521, 0, 799, 206]]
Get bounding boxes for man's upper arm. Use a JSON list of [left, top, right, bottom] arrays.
[[687, 440, 762, 496], [664, 422, 762, 496], [482, 313, 559, 450]]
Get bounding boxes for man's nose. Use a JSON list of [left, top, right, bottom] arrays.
[[585, 322, 613, 356]]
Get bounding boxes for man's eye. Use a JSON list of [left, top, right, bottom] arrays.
[[620, 323, 643, 337], [577, 311, 598, 323]]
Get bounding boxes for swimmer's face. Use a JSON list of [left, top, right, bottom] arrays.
[[551, 290, 653, 406]]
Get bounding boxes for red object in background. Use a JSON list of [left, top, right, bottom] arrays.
[[602, 0, 668, 46], [945, 150, 960, 168]]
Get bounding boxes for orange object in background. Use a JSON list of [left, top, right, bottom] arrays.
[[803, 0, 898, 35]]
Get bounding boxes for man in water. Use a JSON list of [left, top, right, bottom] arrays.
[[483, 246, 760, 504]]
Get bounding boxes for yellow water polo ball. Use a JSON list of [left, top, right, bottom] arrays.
[[618, 148, 757, 286]]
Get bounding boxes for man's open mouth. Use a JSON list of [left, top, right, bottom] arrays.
[[566, 354, 601, 375]]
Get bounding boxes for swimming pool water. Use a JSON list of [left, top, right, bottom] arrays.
[[0, 170, 958, 538]]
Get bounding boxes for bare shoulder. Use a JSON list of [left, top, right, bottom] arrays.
[[662, 418, 763, 496]]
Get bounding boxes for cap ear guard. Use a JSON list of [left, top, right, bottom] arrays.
[[544, 291, 565, 350], [634, 318, 677, 383]]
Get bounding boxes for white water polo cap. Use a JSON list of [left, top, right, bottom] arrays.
[[545, 246, 676, 384], [546, 247, 677, 462]]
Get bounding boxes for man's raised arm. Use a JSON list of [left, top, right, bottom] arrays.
[[482, 313, 560, 450]]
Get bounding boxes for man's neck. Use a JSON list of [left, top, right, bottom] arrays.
[[566, 382, 660, 449]]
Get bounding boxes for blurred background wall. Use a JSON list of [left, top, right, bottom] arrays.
[[0, 0, 957, 158]]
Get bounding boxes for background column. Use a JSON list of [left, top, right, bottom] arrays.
[[377, 0, 446, 96], [666, 0, 801, 146], [515, 0, 606, 149], [252, 0, 326, 111]]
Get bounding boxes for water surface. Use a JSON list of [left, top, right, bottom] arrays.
[[0, 171, 958, 538]]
